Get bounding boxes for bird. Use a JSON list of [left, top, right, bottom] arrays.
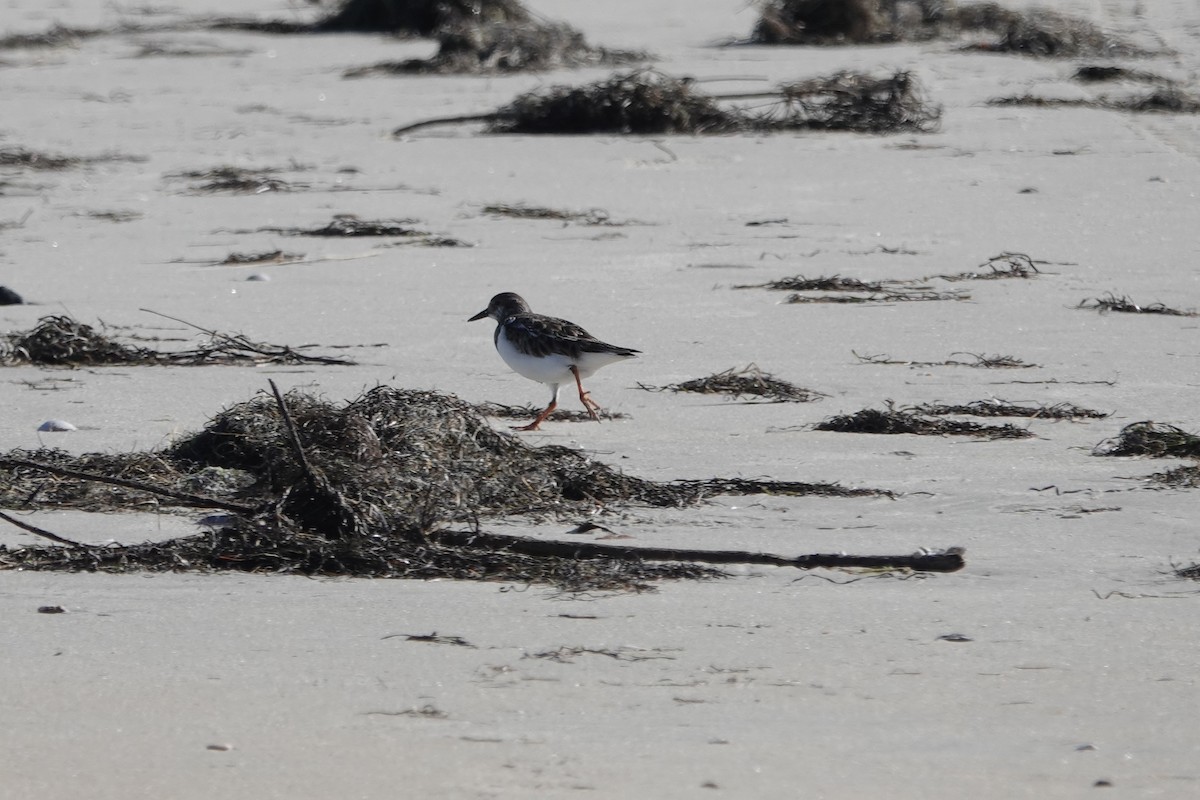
[[469, 292, 640, 431]]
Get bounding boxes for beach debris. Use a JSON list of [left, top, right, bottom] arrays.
[[748, 0, 1143, 57], [990, 88, 1200, 114], [1075, 294, 1198, 316], [473, 401, 629, 423], [0, 286, 23, 305], [314, 0, 532, 36], [1092, 421, 1200, 458], [1072, 65, 1172, 85], [912, 400, 1108, 420], [928, 252, 1046, 281], [0, 384, 957, 589], [0, 313, 355, 367], [219, 250, 304, 267], [480, 204, 615, 226], [784, 288, 967, 304], [854, 352, 1038, 369], [37, 605, 67, 614], [815, 402, 1034, 439], [639, 364, 824, 403], [735, 275, 891, 292], [243, 214, 471, 247], [37, 420, 78, 433], [392, 69, 940, 136], [170, 166, 298, 194], [345, 20, 645, 76]]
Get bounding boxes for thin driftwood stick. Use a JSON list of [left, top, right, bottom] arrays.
[[0, 510, 86, 548], [268, 379, 318, 483], [0, 458, 259, 514], [428, 530, 965, 573], [392, 112, 500, 137]]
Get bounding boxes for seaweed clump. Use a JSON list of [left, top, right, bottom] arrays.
[[749, 0, 1142, 57], [815, 403, 1033, 439], [475, 69, 939, 135], [640, 364, 824, 403], [0, 386, 907, 588], [315, 0, 531, 35], [1092, 422, 1200, 459]]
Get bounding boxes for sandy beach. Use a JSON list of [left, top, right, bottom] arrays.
[[2, 0, 1199, 797]]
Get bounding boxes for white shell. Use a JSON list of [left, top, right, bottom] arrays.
[[37, 419, 77, 432]]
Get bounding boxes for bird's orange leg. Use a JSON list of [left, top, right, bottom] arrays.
[[570, 366, 602, 422], [513, 398, 557, 431]]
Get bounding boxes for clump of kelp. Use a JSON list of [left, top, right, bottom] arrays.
[[640, 364, 824, 403], [913, 400, 1108, 420], [1092, 421, 1200, 492], [393, 69, 940, 136], [815, 402, 1033, 439], [0, 386, 965, 588], [1075, 294, 1198, 317], [1092, 422, 1200, 459], [0, 315, 353, 367], [748, 0, 1143, 57]]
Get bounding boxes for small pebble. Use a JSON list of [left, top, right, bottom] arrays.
[[206, 743, 234, 752], [245, 273, 271, 282], [37, 420, 77, 432], [0, 286, 23, 305]]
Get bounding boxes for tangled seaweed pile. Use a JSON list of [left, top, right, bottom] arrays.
[[394, 69, 939, 136], [0, 387, 912, 588], [0, 315, 352, 367], [816, 403, 1034, 439], [640, 364, 823, 404], [751, 0, 1141, 57]]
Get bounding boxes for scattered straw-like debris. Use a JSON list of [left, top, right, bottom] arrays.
[[990, 88, 1200, 114], [244, 215, 471, 247], [481, 204, 613, 225], [474, 402, 629, 423], [0, 386, 925, 588], [816, 403, 1034, 439], [171, 167, 298, 194], [1076, 294, 1197, 316], [913, 400, 1108, 420], [394, 69, 939, 136], [219, 250, 305, 266], [855, 352, 1037, 369], [1092, 422, 1200, 458], [931, 252, 1045, 281], [1176, 561, 1200, 579], [1072, 65, 1171, 85], [0, 315, 354, 367], [1153, 464, 1200, 489], [640, 364, 823, 403], [749, 0, 1142, 56], [0, 147, 144, 170], [735, 275, 890, 292], [786, 289, 967, 304]]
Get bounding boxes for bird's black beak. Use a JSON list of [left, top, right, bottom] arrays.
[[468, 309, 489, 322]]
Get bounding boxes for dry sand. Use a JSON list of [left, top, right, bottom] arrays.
[[2, 0, 1199, 797]]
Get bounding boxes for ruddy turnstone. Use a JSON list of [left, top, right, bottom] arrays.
[[469, 292, 640, 431]]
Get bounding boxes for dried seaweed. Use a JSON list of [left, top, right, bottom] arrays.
[[1153, 464, 1200, 489], [219, 250, 305, 266], [816, 403, 1033, 439], [394, 69, 940, 136], [481, 204, 613, 225], [345, 21, 645, 76], [0, 315, 354, 367], [855, 352, 1037, 369], [172, 167, 298, 194], [640, 365, 823, 404], [0, 386, 940, 589], [735, 275, 890, 292], [1072, 65, 1171, 85], [749, 0, 1142, 57], [474, 401, 628, 423], [315, 0, 531, 36], [1176, 561, 1200, 579], [786, 289, 967, 304], [913, 400, 1108, 420], [990, 88, 1200, 114], [1092, 422, 1200, 458], [0, 147, 144, 170], [1076, 294, 1197, 316], [245, 215, 471, 246], [930, 252, 1045, 281]]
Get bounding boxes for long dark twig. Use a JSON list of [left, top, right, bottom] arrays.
[[0, 510, 85, 548]]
